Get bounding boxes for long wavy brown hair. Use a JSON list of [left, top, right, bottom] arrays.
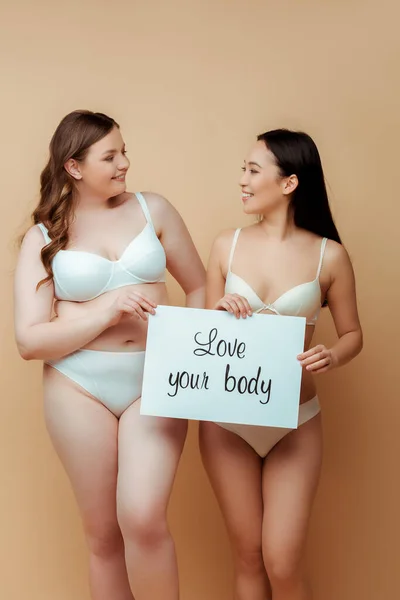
[[32, 110, 118, 288]]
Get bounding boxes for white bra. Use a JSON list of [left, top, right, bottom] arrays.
[[225, 229, 327, 326], [37, 192, 166, 302]]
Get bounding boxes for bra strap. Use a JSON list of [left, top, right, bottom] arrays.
[[227, 228, 241, 272], [135, 192, 154, 228], [36, 223, 51, 244], [316, 237, 328, 278]]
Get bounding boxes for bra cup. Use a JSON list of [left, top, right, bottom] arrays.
[[273, 280, 321, 321], [225, 272, 321, 323], [225, 272, 265, 312], [50, 226, 166, 302], [120, 246, 167, 282], [53, 253, 114, 301]]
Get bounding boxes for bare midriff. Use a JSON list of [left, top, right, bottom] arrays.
[[54, 282, 169, 352]]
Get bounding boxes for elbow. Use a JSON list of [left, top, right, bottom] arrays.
[[16, 338, 38, 361], [350, 328, 363, 360], [15, 325, 50, 360], [18, 345, 35, 361], [357, 329, 364, 355], [19, 348, 34, 361]]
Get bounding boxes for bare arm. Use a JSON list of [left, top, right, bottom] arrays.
[[206, 233, 228, 309], [206, 230, 252, 317], [299, 241, 363, 373], [147, 192, 206, 308], [14, 227, 121, 361]]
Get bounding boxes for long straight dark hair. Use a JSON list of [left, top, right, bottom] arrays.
[[257, 129, 342, 244]]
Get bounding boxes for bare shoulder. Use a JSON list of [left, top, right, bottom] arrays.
[[139, 192, 187, 231], [140, 191, 174, 215], [20, 224, 47, 252], [15, 225, 49, 280], [324, 239, 351, 264], [212, 228, 237, 252], [323, 239, 353, 280], [209, 229, 238, 269]]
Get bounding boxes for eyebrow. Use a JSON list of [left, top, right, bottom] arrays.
[[247, 161, 262, 168], [102, 147, 125, 155]]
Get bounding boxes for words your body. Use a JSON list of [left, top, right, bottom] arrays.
[[168, 328, 272, 404]]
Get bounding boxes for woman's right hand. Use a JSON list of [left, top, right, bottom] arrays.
[[213, 294, 252, 319], [106, 288, 157, 326]]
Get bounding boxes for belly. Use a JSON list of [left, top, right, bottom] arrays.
[[54, 283, 169, 351]]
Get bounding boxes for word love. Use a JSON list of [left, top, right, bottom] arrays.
[[193, 328, 246, 359], [167, 327, 248, 400]]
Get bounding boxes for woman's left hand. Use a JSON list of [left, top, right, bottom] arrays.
[[297, 344, 337, 374]]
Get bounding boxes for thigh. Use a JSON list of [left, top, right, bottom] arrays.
[[261, 413, 323, 567], [117, 399, 188, 522], [199, 421, 263, 554], [43, 365, 120, 541]]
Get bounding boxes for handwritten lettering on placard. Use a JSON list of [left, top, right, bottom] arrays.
[[168, 327, 271, 404]]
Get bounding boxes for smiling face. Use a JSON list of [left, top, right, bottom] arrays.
[[239, 140, 298, 217], [64, 126, 130, 199]]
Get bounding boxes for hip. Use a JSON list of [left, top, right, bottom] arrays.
[[299, 370, 317, 405]]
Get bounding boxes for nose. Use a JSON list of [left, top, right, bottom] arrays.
[[239, 169, 249, 187], [118, 153, 130, 171]]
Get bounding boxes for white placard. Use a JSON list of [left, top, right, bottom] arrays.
[[140, 306, 305, 428]]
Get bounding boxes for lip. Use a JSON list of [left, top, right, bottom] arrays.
[[113, 174, 126, 182], [241, 192, 253, 201]]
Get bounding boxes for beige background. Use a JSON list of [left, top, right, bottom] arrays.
[[1, 1, 399, 598]]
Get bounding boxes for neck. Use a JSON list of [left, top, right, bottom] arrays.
[[258, 207, 295, 241], [74, 187, 121, 213]]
